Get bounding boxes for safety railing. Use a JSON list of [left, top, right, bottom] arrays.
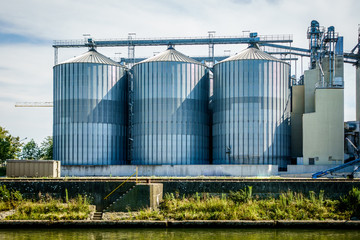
[[103, 167, 138, 200]]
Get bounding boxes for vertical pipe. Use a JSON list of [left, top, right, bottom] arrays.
[[54, 47, 58, 66]]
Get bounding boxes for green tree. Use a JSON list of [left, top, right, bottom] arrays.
[[21, 139, 40, 160], [0, 126, 22, 163], [40, 136, 53, 160]]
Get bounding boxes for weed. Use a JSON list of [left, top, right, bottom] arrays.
[[65, 188, 68, 203]]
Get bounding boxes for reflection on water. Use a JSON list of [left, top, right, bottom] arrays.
[[0, 228, 359, 240]]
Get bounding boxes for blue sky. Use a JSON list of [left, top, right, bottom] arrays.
[[0, 0, 359, 144]]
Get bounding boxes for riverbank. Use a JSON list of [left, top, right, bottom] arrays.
[[0, 220, 359, 229], [1, 183, 359, 223]]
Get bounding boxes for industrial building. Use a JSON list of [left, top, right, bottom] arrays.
[[291, 23, 345, 166], [49, 21, 360, 177]]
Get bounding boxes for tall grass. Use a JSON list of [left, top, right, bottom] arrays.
[[134, 187, 359, 221], [6, 194, 91, 220], [0, 184, 91, 220]]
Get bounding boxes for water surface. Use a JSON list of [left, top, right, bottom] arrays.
[[1, 228, 359, 240]]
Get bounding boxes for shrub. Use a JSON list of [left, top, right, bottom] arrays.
[[339, 187, 360, 218], [229, 186, 253, 203], [0, 185, 22, 210]]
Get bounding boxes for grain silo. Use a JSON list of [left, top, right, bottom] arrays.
[[53, 49, 127, 165], [212, 45, 291, 168], [131, 46, 210, 165]]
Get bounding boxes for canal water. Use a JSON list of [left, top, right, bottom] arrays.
[[0, 228, 359, 240]]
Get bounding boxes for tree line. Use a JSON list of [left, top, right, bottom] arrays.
[[0, 126, 53, 163]]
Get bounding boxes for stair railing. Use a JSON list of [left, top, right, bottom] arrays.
[[104, 167, 138, 200]]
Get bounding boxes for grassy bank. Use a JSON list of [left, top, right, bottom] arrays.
[[130, 187, 360, 221], [0, 185, 91, 220]]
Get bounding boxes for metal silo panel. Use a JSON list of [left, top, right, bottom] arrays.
[[53, 52, 127, 165], [213, 51, 290, 167], [132, 57, 209, 165]]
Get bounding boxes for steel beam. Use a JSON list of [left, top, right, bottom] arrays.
[[260, 43, 310, 53]]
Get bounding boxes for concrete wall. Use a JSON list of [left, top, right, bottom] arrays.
[[61, 165, 279, 177], [291, 85, 305, 158], [303, 89, 344, 165], [150, 183, 163, 210], [292, 85, 305, 114], [304, 68, 320, 113], [0, 179, 136, 210], [6, 160, 61, 178]]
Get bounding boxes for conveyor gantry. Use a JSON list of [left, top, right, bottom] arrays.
[[312, 158, 360, 179], [52, 35, 292, 48]]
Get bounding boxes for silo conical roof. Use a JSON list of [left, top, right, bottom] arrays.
[[219, 45, 282, 63], [138, 46, 203, 65], [58, 49, 120, 66]]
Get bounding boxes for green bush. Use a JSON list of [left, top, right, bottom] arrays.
[[0, 167, 6, 176], [339, 187, 360, 218], [0, 185, 22, 210], [229, 186, 253, 204]]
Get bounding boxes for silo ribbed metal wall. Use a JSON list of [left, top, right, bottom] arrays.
[[212, 60, 291, 167], [53, 63, 127, 165], [132, 62, 210, 164]]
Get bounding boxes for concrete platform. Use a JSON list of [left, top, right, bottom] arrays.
[[62, 165, 278, 177]]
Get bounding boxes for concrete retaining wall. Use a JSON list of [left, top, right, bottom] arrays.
[[0, 180, 136, 211], [0, 179, 359, 205], [161, 180, 360, 199], [62, 165, 278, 177]]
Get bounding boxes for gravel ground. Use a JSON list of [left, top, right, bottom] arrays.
[[0, 210, 15, 220], [103, 212, 140, 220]]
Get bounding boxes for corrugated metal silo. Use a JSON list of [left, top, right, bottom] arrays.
[[53, 49, 127, 165], [131, 46, 210, 165], [212, 45, 291, 168]]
